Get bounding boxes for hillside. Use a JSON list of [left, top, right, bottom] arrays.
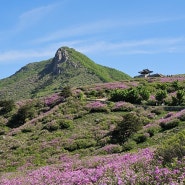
[[1, 76, 185, 184], [0, 47, 131, 100]]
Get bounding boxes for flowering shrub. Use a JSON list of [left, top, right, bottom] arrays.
[[164, 112, 174, 118], [160, 119, 180, 131], [147, 95, 156, 106], [86, 101, 108, 112], [111, 101, 135, 112], [93, 82, 128, 90], [160, 77, 185, 83], [44, 93, 61, 107], [97, 144, 122, 154], [179, 113, 185, 121], [158, 109, 185, 124]]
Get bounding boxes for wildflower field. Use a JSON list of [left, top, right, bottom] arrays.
[[1, 77, 185, 184]]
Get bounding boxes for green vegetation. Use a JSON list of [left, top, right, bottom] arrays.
[[0, 100, 15, 114], [0, 77, 184, 172], [155, 130, 185, 165], [1, 53, 185, 182], [7, 103, 36, 128], [0, 47, 131, 100], [110, 86, 150, 104], [155, 90, 167, 104], [111, 112, 143, 143]]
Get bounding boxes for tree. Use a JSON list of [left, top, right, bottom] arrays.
[[60, 86, 72, 98], [172, 90, 185, 105], [0, 100, 15, 114], [7, 104, 35, 128], [126, 88, 141, 104], [139, 88, 150, 101], [155, 90, 167, 104], [111, 112, 143, 144], [110, 89, 127, 102], [176, 90, 185, 105], [172, 80, 181, 91]]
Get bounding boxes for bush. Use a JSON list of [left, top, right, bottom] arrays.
[[171, 90, 185, 105], [111, 101, 135, 112], [155, 90, 167, 104], [125, 88, 141, 104], [147, 127, 159, 137], [86, 101, 109, 113], [155, 130, 185, 165], [110, 88, 141, 104], [0, 100, 15, 114], [65, 139, 96, 151], [140, 116, 151, 126], [151, 107, 164, 115], [7, 104, 35, 128], [60, 86, 72, 98], [109, 89, 127, 102], [160, 119, 180, 131], [133, 133, 149, 143], [58, 119, 73, 129], [179, 113, 185, 121], [43, 121, 59, 132], [139, 87, 150, 101], [122, 139, 137, 151], [97, 144, 122, 154], [172, 80, 181, 91]]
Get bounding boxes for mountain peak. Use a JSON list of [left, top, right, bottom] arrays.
[[54, 47, 69, 63], [52, 47, 69, 75], [0, 46, 131, 100]]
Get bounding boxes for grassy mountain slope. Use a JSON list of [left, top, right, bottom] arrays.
[[1, 76, 185, 174], [0, 47, 131, 100]]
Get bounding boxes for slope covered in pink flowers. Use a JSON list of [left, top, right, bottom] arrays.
[[1, 76, 185, 184]]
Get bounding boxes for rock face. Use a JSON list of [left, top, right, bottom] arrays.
[[52, 48, 69, 75]]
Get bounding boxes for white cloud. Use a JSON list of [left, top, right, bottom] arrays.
[[75, 37, 185, 55], [0, 36, 184, 64], [33, 20, 118, 44], [0, 49, 53, 63], [13, 2, 59, 33], [33, 15, 185, 44], [0, 40, 84, 63]]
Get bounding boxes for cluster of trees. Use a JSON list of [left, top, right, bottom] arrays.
[[109, 84, 185, 106], [110, 87, 150, 104]]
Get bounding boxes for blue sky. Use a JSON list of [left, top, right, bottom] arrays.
[[0, 0, 185, 79]]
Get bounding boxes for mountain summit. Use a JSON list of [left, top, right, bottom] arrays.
[[43, 47, 80, 76], [52, 47, 69, 75], [0, 46, 131, 100]]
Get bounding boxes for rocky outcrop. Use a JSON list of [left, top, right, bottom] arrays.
[[52, 48, 69, 75]]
